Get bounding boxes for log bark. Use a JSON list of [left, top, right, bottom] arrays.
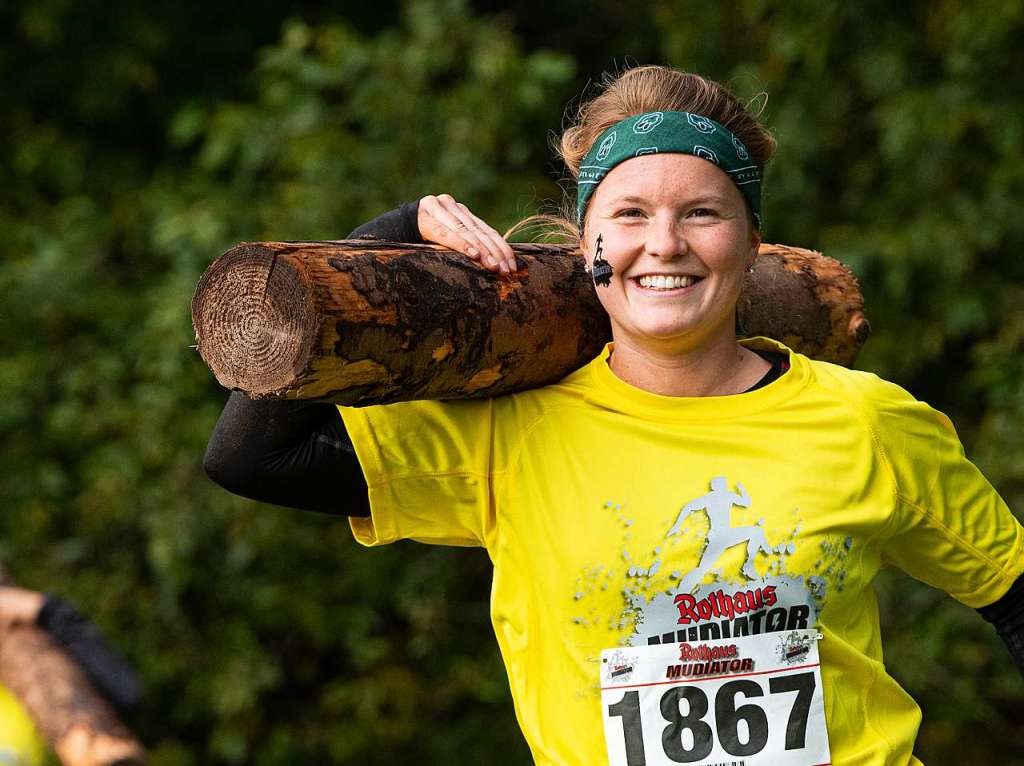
[[192, 240, 870, 404], [0, 579, 146, 766]]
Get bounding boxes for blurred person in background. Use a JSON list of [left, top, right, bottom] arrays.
[[0, 583, 142, 765]]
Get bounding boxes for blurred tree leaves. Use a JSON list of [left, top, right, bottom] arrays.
[[1, 0, 1022, 763], [1, 1, 569, 763]]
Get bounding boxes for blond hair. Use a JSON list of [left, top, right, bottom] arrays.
[[507, 65, 775, 243]]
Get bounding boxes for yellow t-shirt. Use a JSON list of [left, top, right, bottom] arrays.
[[0, 684, 45, 766], [339, 337, 1024, 766]]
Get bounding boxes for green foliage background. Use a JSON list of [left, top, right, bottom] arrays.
[[1, 0, 1022, 763]]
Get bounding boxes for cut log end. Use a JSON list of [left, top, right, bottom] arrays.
[[741, 244, 870, 367], [191, 244, 319, 396]]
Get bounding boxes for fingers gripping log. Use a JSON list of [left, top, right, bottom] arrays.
[[192, 240, 870, 404]]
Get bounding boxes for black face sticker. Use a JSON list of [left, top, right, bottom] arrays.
[[592, 233, 613, 287]]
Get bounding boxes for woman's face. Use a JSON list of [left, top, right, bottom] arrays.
[[581, 153, 760, 355]]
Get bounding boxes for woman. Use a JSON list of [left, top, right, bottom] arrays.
[[205, 66, 1024, 765]]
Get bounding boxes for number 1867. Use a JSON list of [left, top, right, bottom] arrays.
[[608, 672, 816, 765]]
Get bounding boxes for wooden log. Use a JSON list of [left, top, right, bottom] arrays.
[[0, 577, 146, 766], [192, 240, 869, 404], [737, 244, 871, 365]]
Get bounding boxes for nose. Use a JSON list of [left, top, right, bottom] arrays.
[[643, 214, 686, 259]]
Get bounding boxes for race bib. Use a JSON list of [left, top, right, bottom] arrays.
[[600, 630, 830, 766]]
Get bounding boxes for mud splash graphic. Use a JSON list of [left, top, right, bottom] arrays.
[[570, 477, 854, 646]]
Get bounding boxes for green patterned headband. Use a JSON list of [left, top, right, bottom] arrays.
[[576, 111, 762, 228]]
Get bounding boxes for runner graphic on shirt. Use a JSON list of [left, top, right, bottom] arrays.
[[667, 476, 772, 590]]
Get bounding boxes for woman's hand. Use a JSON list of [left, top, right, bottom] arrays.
[[418, 194, 517, 273]]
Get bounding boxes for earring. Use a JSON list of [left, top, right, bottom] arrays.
[[746, 263, 755, 274]]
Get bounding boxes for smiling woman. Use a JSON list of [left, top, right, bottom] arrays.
[[527, 68, 780, 396], [205, 65, 1024, 766], [580, 152, 765, 396]]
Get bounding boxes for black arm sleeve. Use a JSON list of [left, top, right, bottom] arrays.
[[348, 199, 422, 241], [978, 572, 1024, 678], [36, 596, 143, 713], [204, 395, 370, 515], [203, 202, 422, 515]]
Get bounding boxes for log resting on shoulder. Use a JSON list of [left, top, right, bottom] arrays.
[[191, 240, 870, 404], [0, 577, 146, 766]]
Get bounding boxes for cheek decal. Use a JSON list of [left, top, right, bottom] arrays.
[[591, 233, 614, 287]]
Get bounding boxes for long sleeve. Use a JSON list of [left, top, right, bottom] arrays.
[[348, 200, 421, 241], [204, 394, 370, 515], [978, 572, 1024, 678], [203, 202, 422, 515], [36, 595, 142, 713]]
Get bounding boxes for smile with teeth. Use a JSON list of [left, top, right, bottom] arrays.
[[635, 274, 701, 290]]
